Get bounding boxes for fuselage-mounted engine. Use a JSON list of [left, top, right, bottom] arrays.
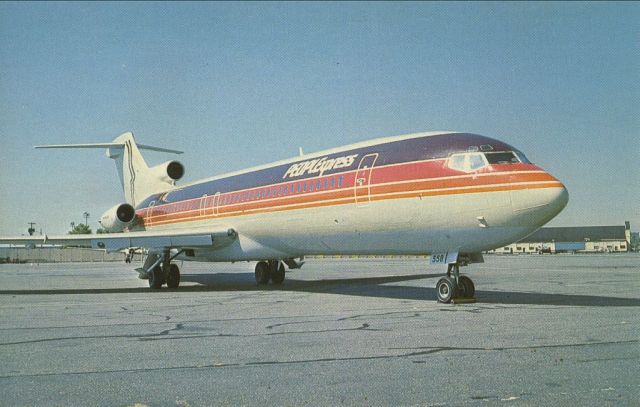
[[100, 203, 136, 232], [149, 160, 184, 184]]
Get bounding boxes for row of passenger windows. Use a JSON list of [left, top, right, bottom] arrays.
[[220, 175, 344, 205], [448, 151, 525, 172]]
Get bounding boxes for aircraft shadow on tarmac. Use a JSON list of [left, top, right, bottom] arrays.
[[1, 273, 639, 308], [185, 273, 640, 307]]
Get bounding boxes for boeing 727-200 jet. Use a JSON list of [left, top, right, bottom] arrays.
[[1, 130, 568, 302]]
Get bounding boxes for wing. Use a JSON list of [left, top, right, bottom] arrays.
[[0, 227, 237, 252]]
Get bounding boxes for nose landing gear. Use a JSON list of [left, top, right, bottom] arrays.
[[436, 263, 476, 303]]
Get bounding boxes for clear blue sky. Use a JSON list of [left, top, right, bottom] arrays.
[[1, 2, 638, 235]]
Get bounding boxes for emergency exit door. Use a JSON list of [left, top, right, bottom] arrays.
[[354, 153, 378, 206]]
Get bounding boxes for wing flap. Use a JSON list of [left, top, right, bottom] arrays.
[[1, 228, 237, 253], [91, 233, 217, 252]]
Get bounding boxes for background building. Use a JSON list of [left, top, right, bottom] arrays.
[[491, 222, 632, 254], [0, 246, 143, 264]]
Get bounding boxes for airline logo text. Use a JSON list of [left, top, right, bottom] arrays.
[[283, 154, 359, 179]]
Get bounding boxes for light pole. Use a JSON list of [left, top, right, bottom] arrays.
[[83, 212, 90, 226]]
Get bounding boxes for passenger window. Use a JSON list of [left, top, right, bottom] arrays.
[[338, 176, 343, 187], [330, 178, 335, 188], [317, 180, 322, 190]]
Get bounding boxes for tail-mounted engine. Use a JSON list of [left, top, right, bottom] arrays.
[[100, 203, 136, 232], [149, 160, 184, 184]]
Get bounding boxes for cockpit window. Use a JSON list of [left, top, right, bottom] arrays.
[[484, 151, 520, 165], [449, 154, 466, 170], [468, 154, 485, 170], [514, 150, 531, 164], [448, 152, 487, 172], [449, 150, 528, 172]]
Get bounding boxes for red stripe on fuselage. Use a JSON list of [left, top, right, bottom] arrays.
[[135, 160, 560, 227]]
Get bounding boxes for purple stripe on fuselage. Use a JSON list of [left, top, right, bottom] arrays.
[[137, 133, 520, 209]]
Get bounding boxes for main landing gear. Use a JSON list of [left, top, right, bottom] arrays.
[[436, 263, 475, 303], [147, 249, 182, 289], [255, 260, 286, 285]]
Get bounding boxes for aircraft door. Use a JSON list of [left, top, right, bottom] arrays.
[[213, 192, 221, 216], [200, 192, 221, 217], [354, 153, 378, 206], [200, 194, 208, 217], [146, 201, 155, 227]]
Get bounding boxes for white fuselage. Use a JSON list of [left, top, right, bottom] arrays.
[[135, 132, 568, 262]]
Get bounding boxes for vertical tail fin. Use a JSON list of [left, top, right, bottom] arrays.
[[35, 132, 183, 206], [107, 132, 151, 206]]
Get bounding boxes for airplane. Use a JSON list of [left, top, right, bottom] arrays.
[[1, 130, 568, 303]]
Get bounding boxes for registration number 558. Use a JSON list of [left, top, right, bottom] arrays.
[[430, 251, 458, 265], [430, 252, 447, 264]]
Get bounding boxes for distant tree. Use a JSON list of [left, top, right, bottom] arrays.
[[69, 223, 92, 234], [631, 232, 639, 252], [96, 227, 107, 234]]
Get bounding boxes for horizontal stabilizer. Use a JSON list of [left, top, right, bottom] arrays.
[[35, 142, 183, 154]]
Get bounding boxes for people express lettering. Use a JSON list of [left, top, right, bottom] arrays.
[[282, 154, 358, 179]]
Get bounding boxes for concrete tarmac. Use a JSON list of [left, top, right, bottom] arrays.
[[1, 255, 639, 406]]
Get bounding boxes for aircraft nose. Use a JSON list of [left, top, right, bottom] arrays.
[[543, 184, 569, 214], [510, 179, 568, 225]]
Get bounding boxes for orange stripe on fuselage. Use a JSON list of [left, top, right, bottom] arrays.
[[139, 177, 564, 227]]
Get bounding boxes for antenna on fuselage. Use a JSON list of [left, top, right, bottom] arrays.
[[298, 147, 304, 157]]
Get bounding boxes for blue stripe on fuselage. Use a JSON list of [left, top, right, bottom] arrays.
[[136, 133, 518, 209]]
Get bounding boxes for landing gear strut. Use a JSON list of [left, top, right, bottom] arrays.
[[436, 263, 475, 303], [255, 260, 286, 285], [148, 249, 182, 289]]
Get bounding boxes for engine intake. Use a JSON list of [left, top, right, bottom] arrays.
[[100, 203, 136, 232], [166, 161, 184, 180], [149, 160, 184, 183]]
